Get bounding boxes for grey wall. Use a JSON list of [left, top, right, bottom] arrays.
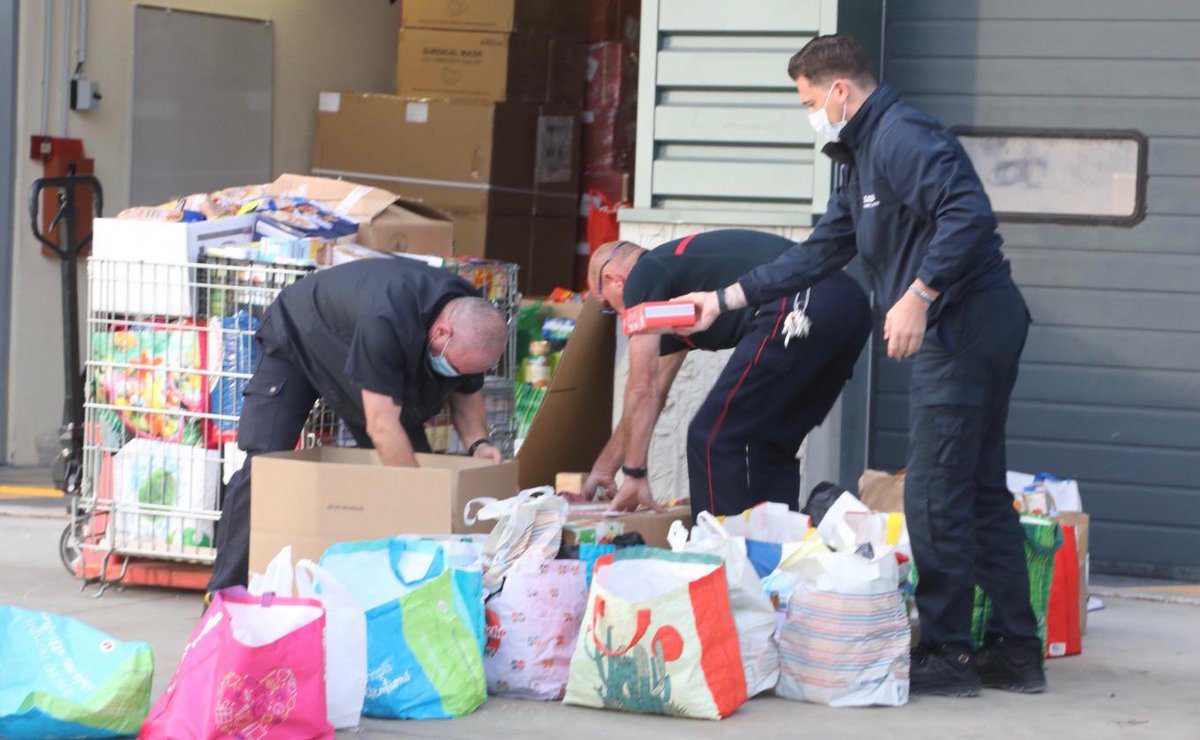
[[877, 0, 1200, 578]]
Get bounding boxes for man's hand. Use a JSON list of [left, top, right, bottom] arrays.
[[676, 291, 720, 335], [581, 470, 617, 501], [471, 442, 503, 464], [884, 289, 931, 359], [608, 477, 660, 513]]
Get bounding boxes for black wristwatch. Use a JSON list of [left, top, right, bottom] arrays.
[[716, 286, 729, 313], [621, 464, 648, 479], [466, 438, 492, 457]]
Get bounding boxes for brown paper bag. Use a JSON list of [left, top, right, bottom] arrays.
[[859, 469, 906, 513]]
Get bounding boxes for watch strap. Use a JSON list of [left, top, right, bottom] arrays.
[[621, 464, 648, 479]]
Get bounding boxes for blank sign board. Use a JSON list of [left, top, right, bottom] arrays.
[[131, 6, 273, 206], [956, 128, 1147, 225]]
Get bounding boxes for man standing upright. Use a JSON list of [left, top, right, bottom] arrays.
[[678, 35, 1043, 697]]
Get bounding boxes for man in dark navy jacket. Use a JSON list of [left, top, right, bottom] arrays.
[[678, 35, 1043, 697]]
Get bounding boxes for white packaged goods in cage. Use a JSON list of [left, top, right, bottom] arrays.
[[111, 438, 221, 554], [90, 215, 257, 317]]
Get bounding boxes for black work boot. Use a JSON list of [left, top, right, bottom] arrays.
[[910, 644, 982, 698], [975, 636, 1047, 694]]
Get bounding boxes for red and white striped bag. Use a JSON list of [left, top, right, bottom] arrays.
[[777, 551, 910, 707]]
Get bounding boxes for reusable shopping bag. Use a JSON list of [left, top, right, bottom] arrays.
[[247, 546, 368, 729], [0, 607, 153, 739], [483, 558, 589, 700], [464, 486, 569, 590], [777, 551, 910, 707], [970, 514, 1062, 656], [318, 537, 487, 719], [564, 548, 747, 720], [1044, 523, 1082, 658], [668, 513, 780, 697], [140, 589, 333, 739]]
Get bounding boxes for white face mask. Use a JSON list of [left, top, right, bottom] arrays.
[[807, 83, 848, 142]]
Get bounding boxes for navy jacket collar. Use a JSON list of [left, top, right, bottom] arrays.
[[838, 83, 899, 151]]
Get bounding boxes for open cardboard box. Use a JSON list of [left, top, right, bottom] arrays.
[[266, 173, 453, 256], [248, 447, 518, 573], [516, 296, 615, 489], [565, 504, 693, 549]]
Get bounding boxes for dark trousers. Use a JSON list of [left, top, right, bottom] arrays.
[[686, 272, 871, 518], [207, 348, 429, 593], [905, 282, 1040, 649]]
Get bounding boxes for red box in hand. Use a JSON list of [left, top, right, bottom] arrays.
[[622, 301, 698, 336]]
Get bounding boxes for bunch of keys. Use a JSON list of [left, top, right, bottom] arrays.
[[782, 289, 813, 348]]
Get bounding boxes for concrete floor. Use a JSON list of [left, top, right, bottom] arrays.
[[2, 511, 1199, 739]]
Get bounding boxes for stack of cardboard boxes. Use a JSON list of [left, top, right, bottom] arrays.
[[311, 0, 589, 295], [576, 0, 641, 286]]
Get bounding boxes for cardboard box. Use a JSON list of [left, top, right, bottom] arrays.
[[547, 40, 587, 108], [312, 93, 579, 218], [587, 0, 641, 44], [565, 504, 693, 549], [516, 298, 615, 488], [582, 105, 636, 173], [91, 214, 258, 316], [248, 447, 519, 573], [585, 41, 638, 111], [397, 29, 548, 103], [1057, 511, 1090, 635], [402, 0, 586, 39], [452, 213, 577, 294], [265, 174, 453, 256]]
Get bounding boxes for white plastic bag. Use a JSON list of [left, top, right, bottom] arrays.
[[295, 560, 368, 729], [777, 550, 909, 707], [712, 501, 811, 544], [464, 486, 568, 590], [816, 492, 871, 551], [248, 547, 367, 729], [668, 512, 780, 697], [1007, 471, 1083, 513]]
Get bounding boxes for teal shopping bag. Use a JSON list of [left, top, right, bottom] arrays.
[[0, 606, 153, 739], [319, 537, 486, 719]]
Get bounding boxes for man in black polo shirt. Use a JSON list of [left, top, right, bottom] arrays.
[[578, 230, 870, 519], [207, 256, 508, 593]]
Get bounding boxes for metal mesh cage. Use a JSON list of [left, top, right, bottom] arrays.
[[79, 253, 518, 567]]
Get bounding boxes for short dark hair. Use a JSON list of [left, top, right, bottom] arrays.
[[787, 34, 877, 86]]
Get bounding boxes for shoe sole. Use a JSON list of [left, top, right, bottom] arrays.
[[983, 681, 1046, 694], [912, 686, 982, 698]]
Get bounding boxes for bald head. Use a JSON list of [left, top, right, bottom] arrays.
[[429, 296, 507, 375], [588, 239, 645, 313]]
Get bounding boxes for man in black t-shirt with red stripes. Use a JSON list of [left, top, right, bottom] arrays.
[[580, 229, 871, 518]]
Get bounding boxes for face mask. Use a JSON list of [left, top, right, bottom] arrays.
[[807, 83, 848, 142], [427, 336, 461, 377]]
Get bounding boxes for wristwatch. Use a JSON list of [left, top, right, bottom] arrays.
[[466, 438, 492, 457], [621, 464, 648, 479]]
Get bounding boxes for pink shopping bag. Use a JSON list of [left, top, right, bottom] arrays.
[[140, 589, 334, 739]]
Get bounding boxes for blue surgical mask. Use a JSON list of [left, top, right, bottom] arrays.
[[427, 336, 461, 377]]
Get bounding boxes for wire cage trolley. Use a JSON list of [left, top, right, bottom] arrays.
[[71, 252, 519, 595]]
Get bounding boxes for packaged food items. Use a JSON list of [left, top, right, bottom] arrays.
[[542, 316, 576, 343], [528, 341, 553, 389]]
